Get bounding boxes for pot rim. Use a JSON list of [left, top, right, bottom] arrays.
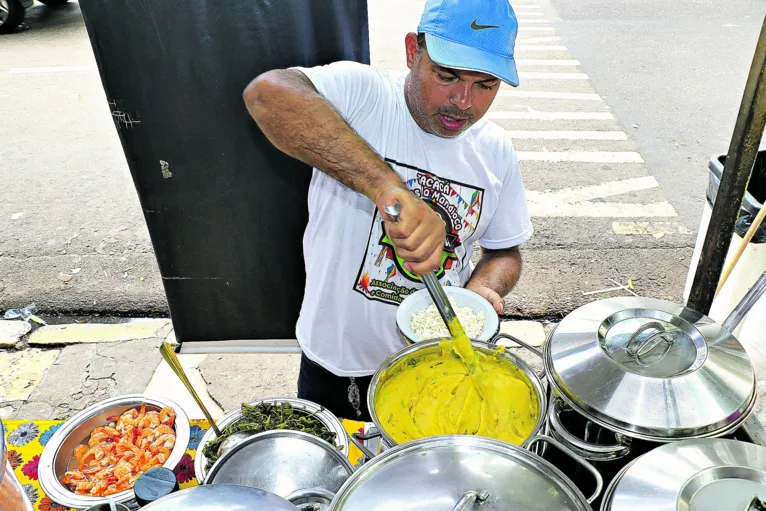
[[193, 397, 350, 484], [366, 338, 548, 448], [38, 394, 190, 510]]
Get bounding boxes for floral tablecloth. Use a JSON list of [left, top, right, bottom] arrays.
[[3, 419, 366, 510]]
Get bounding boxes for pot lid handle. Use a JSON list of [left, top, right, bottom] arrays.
[[746, 496, 766, 511], [721, 271, 766, 334], [450, 490, 490, 511], [624, 321, 676, 368]]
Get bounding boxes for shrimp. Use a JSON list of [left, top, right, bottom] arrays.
[[159, 408, 176, 427]]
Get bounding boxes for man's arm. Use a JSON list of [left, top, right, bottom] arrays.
[[466, 246, 522, 313], [243, 69, 445, 275]]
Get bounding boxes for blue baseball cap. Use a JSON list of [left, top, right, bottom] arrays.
[[417, 0, 519, 87]]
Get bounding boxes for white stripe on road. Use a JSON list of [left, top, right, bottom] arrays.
[[8, 65, 95, 74], [530, 176, 660, 202], [530, 202, 678, 217], [506, 130, 627, 140], [513, 5, 544, 9], [518, 19, 550, 23], [516, 36, 561, 43], [518, 151, 644, 163], [518, 71, 589, 79], [515, 45, 567, 50], [516, 59, 580, 66], [497, 90, 602, 100], [519, 27, 555, 32], [488, 111, 613, 120]]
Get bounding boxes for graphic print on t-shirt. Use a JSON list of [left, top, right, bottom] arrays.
[[353, 159, 485, 305]]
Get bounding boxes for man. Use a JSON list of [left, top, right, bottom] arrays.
[[244, 0, 532, 421]]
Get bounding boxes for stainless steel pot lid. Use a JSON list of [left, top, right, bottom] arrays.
[[602, 438, 766, 511], [329, 435, 592, 511], [204, 430, 353, 500], [141, 484, 299, 510], [546, 297, 756, 441]]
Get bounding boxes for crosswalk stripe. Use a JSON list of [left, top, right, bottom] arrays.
[[517, 152, 644, 163], [517, 36, 561, 43], [8, 65, 94, 74], [489, 111, 613, 120], [530, 202, 678, 217], [519, 27, 556, 32], [516, 59, 580, 66], [497, 90, 602, 100], [506, 130, 627, 140], [518, 71, 589, 79], [518, 19, 550, 23], [515, 45, 568, 50]]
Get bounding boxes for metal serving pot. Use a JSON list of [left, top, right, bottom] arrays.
[[1, 420, 34, 511], [544, 273, 766, 462], [141, 484, 302, 511], [194, 397, 350, 484], [38, 394, 190, 510], [359, 333, 547, 453], [329, 434, 602, 510]]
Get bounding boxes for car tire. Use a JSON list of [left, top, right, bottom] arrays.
[[0, 0, 25, 34], [38, 0, 69, 4]]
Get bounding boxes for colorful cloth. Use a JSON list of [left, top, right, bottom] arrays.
[[3, 418, 366, 510]]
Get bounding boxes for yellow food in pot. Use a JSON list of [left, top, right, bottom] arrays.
[[375, 340, 538, 445]]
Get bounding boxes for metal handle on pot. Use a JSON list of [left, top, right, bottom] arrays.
[[350, 432, 380, 461], [624, 322, 675, 367], [450, 489, 490, 511], [547, 398, 631, 461], [746, 495, 766, 511], [526, 435, 604, 505], [721, 271, 766, 334], [287, 487, 336, 510], [490, 333, 546, 380]]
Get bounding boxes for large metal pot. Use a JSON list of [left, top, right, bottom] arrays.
[[194, 397, 350, 483], [38, 394, 190, 510], [141, 484, 302, 510], [361, 333, 547, 452], [329, 434, 602, 510], [601, 438, 766, 511], [0, 420, 34, 511], [544, 273, 766, 462]]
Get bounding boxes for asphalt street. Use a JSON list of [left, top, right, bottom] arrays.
[[1, 0, 763, 318]]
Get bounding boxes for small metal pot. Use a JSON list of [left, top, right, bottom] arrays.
[[38, 394, 190, 510], [329, 434, 603, 510], [1, 420, 34, 511], [194, 397, 350, 484], [358, 333, 547, 454]]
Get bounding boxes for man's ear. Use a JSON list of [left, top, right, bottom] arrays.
[[405, 32, 418, 70]]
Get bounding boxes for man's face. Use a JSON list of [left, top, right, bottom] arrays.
[[404, 32, 501, 138]]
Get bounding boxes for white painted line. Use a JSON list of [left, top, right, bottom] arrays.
[[518, 71, 588, 79], [516, 36, 561, 43], [530, 202, 678, 217], [506, 130, 627, 140], [513, 5, 544, 8], [497, 90, 602, 101], [518, 19, 550, 23], [515, 45, 567, 50], [8, 65, 95, 74], [517, 151, 644, 163], [612, 221, 691, 236], [519, 27, 555, 32], [488, 111, 613, 120], [530, 176, 659, 202], [516, 59, 580, 66]]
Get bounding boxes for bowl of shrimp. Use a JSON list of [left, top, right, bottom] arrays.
[[38, 394, 190, 510]]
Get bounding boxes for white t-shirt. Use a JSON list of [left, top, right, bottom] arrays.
[[293, 61, 533, 377]]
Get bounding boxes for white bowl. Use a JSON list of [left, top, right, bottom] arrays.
[[396, 287, 500, 344]]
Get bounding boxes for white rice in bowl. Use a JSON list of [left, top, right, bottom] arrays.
[[410, 296, 486, 340]]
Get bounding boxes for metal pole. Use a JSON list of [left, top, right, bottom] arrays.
[[687, 13, 766, 315]]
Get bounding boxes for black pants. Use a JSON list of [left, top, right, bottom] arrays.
[[297, 354, 373, 422]]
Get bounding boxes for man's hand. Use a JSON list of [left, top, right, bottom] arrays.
[[466, 283, 505, 313], [376, 185, 446, 276]]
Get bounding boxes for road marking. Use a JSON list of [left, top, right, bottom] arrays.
[[519, 27, 556, 32], [518, 19, 550, 23], [518, 151, 644, 163], [506, 130, 627, 140], [513, 5, 544, 9], [8, 65, 94, 74], [516, 36, 561, 43], [516, 59, 580, 66], [612, 221, 692, 237], [488, 111, 613, 120], [497, 90, 602, 100], [528, 177, 678, 217], [515, 45, 568, 50], [518, 71, 589, 80]]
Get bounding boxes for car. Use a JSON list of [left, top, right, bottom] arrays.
[[1, 0, 70, 34]]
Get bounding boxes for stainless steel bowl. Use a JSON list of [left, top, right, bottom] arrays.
[[38, 394, 190, 510], [194, 397, 350, 484]]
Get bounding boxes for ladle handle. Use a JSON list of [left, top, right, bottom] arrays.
[[722, 271, 766, 334], [159, 342, 222, 436], [451, 490, 490, 511], [350, 432, 380, 461]]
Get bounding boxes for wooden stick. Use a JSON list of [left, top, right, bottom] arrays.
[[716, 204, 766, 297]]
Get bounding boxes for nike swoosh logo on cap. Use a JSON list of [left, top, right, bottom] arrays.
[[471, 19, 500, 30]]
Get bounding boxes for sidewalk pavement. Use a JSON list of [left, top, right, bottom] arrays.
[[0, 318, 552, 422]]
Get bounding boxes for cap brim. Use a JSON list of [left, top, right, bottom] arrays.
[[424, 33, 519, 87]]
